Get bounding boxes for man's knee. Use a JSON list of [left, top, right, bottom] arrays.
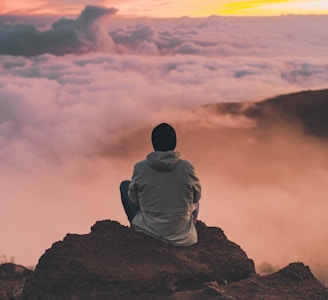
[[120, 180, 131, 192]]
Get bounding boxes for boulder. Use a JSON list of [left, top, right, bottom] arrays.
[[22, 220, 255, 299], [0, 263, 32, 300]]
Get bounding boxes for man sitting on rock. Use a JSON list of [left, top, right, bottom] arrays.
[[120, 122, 201, 246]]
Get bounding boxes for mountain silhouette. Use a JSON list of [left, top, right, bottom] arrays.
[[211, 88, 328, 138]]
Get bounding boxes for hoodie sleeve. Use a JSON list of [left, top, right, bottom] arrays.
[[128, 164, 140, 206], [188, 162, 201, 203]]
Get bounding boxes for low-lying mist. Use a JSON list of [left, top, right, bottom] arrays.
[[177, 120, 328, 286]]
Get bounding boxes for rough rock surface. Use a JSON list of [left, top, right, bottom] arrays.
[[0, 263, 32, 300], [172, 262, 328, 300], [21, 220, 328, 299], [22, 220, 255, 299]]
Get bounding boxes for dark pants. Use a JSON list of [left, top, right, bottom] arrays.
[[120, 180, 139, 223]]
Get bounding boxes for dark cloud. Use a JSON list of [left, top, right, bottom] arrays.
[[0, 14, 58, 29], [0, 6, 117, 56], [111, 25, 154, 45]]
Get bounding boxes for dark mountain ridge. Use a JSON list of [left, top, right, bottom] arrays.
[[210, 88, 328, 138]]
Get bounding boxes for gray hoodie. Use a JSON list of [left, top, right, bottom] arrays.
[[128, 151, 201, 246]]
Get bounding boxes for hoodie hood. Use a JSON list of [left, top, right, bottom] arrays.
[[146, 151, 181, 172]]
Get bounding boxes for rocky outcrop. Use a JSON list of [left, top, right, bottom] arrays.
[[0, 263, 32, 300], [21, 220, 327, 299], [172, 262, 328, 300], [22, 220, 255, 299]]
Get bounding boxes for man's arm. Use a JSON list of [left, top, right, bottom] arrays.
[[128, 165, 140, 206], [187, 162, 201, 221], [188, 163, 201, 203]]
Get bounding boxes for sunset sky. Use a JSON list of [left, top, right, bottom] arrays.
[[1, 0, 328, 16]]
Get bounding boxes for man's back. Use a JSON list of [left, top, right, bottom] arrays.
[[129, 151, 201, 246]]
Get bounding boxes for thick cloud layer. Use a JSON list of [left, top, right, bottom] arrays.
[[1, 8, 328, 285], [0, 52, 327, 167]]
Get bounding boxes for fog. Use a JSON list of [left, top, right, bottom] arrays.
[[176, 118, 328, 282], [0, 6, 328, 285]]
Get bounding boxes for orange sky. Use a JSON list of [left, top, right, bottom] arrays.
[[1, 0, 328, 16]]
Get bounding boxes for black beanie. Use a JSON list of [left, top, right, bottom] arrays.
[[151, 123, 177, 151]]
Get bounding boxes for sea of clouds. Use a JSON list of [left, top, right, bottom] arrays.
[[1, 6, 328, 284]]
